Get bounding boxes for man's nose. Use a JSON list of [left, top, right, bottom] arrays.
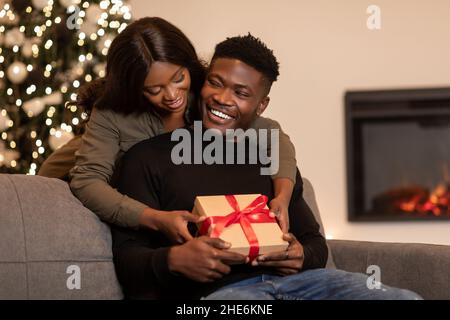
[[214, 88, 233, 106]]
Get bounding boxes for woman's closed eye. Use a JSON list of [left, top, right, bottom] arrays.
[[145, 74, 184, 96], [145, 87, 161, 96], [174, 73, 185, 83]]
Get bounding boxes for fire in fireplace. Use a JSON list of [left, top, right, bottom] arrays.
[[373, 179, 450, 217], [345, 87, 450, 221]]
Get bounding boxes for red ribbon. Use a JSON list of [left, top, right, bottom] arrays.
[[198, 195, 275, 261]]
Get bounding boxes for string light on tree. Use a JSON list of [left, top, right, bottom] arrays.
[[7, 61, 28, 84], [0, 110, 13, 131], [0, 0, 132, 174]]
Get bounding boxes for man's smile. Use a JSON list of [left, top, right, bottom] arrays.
[[206, 103, 237, 121]]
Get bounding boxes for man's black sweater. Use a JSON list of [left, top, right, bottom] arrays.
[[111, 128, 328, 299]]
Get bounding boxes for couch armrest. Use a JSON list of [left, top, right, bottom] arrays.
[[328, 240, 450, 300]]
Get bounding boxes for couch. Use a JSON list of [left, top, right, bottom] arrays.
[[0, 174, 449, 300]]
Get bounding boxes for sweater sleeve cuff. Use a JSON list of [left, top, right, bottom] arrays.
[[301, 242, 328, 271], [151, 247, 184, 289], [301, 243, 314, 270]]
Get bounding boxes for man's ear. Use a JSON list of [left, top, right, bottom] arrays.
[[256, 96, 270, 116]]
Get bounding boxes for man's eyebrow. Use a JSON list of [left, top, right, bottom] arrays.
[[145, 66, 184, 89], [208, 72, 223, 82], [234, 83, 251, 91], [209, 73, 253, 93]]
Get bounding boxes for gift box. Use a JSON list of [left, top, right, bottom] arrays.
[[192, 194, 288, 260]]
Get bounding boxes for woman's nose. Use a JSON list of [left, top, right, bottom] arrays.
[[164, 86, 177, 101]]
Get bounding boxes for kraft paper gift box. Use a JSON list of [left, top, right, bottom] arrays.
[[192, 194, 288, 258]]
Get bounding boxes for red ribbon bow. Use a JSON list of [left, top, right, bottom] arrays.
[[199, 195, 276, 261]]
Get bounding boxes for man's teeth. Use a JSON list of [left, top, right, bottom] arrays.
[[210, 108, 233, 120]]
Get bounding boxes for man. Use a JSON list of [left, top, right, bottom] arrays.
[[112, 34, 421, 300]]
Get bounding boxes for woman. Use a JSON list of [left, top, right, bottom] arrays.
[[38, 17, 297, 242]]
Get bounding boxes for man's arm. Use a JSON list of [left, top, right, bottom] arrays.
[[112, 144, 185, 294], [254, 169, 328, 272], [288, 169, 328, 270], [112, 244, 179, 297]]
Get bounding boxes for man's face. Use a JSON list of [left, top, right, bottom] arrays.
[[200, 58, 270, 133]]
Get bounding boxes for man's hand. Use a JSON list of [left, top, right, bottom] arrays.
[[251, 233, 304, 276], [269, 197, 290, 233], [139, 208, 206, 244], [168, 236, 248, 283]]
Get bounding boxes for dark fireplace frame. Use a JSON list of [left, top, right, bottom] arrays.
[[345, 87, 450, 222]]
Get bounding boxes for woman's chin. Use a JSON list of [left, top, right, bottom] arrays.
[[166, 95, 188, 113]]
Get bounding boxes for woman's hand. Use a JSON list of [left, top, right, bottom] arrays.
[[269, 197, 290, 233], [139, 207, 205, 244], [251, 233, 304, 276], [271, 177, 294, 233]]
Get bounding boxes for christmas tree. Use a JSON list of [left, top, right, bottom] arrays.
[[0, 0, 131, 174]]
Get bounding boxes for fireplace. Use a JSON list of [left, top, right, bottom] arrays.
[[345, 87, 450, 221]]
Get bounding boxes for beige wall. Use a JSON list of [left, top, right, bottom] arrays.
[[129, 0, 450, 245]]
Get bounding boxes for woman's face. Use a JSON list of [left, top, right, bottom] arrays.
[[143, 61, 191, 117]]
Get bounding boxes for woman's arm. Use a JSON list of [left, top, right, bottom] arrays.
[[69, 108, 202, 242], [38, 135, 82, 181], [250, 116, 297, 232], [69, 108, 149, 228], [251, 116, 297, 183], [271, 177, 295, 231]]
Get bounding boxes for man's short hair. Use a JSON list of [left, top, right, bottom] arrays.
[[211, 33, 280, 93]]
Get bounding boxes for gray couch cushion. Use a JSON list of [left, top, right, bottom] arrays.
[[329, 240, 450, 300], [302, 178, 336, 269], [0, 174, 123, 299]]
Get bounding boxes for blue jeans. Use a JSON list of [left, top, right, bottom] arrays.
[[203, 268, 423, 300]]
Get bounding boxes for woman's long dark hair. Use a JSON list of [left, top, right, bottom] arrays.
[[75, 17, 205, 121]]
